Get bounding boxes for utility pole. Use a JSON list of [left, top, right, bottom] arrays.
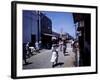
[[37, 11, 41, 42]]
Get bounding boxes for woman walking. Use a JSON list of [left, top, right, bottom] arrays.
[[50, 45, 59, 67]]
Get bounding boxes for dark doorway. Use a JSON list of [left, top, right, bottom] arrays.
[[41, 34, 52, 49], [31, 34, 36, 47]]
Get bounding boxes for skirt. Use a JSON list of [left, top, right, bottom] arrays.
[[50, 51, 57, 62]]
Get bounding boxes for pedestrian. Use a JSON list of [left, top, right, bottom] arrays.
[[35, 41, 40, 53], [26, 42, 30, 57], [51, 45, 59, 67], [73, 40, 80, 66], [63, 40, 67, 56], [71, 39, 74, 48], [71, 40, 74, 52], [23, 43, 29, 64], [39, 41, 42, 50], [59, 40, 63, 51]]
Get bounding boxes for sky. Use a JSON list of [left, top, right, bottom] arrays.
[[42, 11, 75, 38]]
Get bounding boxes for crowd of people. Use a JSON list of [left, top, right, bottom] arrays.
[[23, 41, 41, 65], [50, 39, 80, 67], [23, 39, 80, 67]]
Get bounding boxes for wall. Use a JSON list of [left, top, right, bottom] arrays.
[[23, 10, 38, 43], [0, 0, 99, 80]]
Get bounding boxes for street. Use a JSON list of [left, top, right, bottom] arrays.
[[23, 42, 76, 69]]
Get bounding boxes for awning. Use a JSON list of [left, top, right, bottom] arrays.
[[43, 33, 56, 37]]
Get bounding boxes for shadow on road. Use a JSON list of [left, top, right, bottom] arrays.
[[64, 53, 70, 56], [53, 62, 64, 67], [23, 62, 33, 66]]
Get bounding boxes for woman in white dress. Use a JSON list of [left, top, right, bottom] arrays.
[[51, 45, 59, 67]]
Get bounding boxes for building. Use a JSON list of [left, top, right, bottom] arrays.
[[73, 13, 91, 66], [23, 10, 39, 45], [23, 10, 52, 49], [40, 13, 52, 49]]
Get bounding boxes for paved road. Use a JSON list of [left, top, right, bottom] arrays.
[[23, 42, 76, 69]]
